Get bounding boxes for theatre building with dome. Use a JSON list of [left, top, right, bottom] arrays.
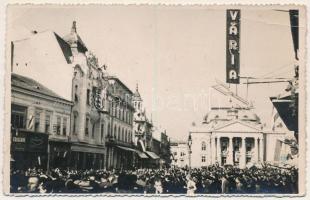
[[189, 85, 290, 168]]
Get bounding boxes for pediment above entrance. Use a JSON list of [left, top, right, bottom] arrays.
[[213, 120, 262, 133]]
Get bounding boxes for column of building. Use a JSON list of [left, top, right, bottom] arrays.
[[240, 137, 246, 168], [227, 136, 234, 165], [211, 136, 216, 164], [259, 137, 264, 162], [208, 138, 212, 165], [254, 137, 259, 163], [216, 137, 221, 165]]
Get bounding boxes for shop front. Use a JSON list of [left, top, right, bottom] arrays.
[[69, 143, 105, 170], [11, 129, 48, 170], [49, 140, 71, 169]]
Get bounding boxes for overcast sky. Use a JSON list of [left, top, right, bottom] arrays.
[[7, 5, 304, 141]]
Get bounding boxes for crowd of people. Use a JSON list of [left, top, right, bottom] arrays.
[[10, 163, 298, 194]]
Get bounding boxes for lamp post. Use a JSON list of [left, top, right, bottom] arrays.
[[187, 133, 192, 173]]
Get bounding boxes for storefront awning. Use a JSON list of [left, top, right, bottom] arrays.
[[145, 151, 160, 159], [136, 151, 148, 159], [71, 145, 105, 154], [116, 146, 148, 159], [116, 145, 136, 152]]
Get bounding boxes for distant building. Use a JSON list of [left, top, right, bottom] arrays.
[[132, 84, 158, 168], [170, 141, 189, 168], [189, 85, 288, 168], [152, 128, 171, 168], [160, 131, 171, 168], [11, 73, 72, 170]]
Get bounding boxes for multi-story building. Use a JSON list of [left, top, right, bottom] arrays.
[[170, 141, 189, 168], [189, 85, 288, 168], [132, 84, 157, 167], [152, 127, 171, 168], [160, 131, 171, 168], [11, 73, 72, 170], [11, 21, 109, 169], [105, 76, 138, 170]]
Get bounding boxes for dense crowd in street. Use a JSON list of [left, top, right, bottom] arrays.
[[10, 163, 298, 194]]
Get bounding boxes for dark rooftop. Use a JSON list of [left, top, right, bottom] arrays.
[[11, 73, 71, 103]]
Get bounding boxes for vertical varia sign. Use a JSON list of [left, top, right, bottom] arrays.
[[226, 9, 240, 84]]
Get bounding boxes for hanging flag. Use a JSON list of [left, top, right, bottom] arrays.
[[289, 10, 299, 60], [226, 9, 241, 84], [27, 115, 34, 130], [139, 139, 146, 152], [38, 156, 41, 166]]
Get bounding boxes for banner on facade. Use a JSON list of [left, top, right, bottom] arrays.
[[226, 9, 240, 84]]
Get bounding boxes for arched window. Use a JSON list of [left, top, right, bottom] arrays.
[[201, 141, 206, 151], [74, 85, 79, 102], [118, 127, 121, 140], [107, 123, 110, 136], [114, 125, 117, 138], [102, 97, 105, 109], [121, 128, 124, 141], [100, 123, 104, 143]]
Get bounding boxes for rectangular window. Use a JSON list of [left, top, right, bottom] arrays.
[[34, 110, 41, 132], [74, 85, 79, 102], [201, 155, 206, 163], [45, 112, 51, 133], [86, 89, 90, 105], [56, 116, 61, 135], [101, 123, 104, 143], [11, 104, 27, 129], [92, 122, 95, 138], [63, 117, 67, 136], [85, 117, 89, 136]]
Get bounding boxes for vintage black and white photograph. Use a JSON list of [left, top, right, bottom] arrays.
[[4, 4, 306, 195]]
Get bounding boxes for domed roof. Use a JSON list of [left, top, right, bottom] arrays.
[[203, 108, 261, 124], [63, 21, 88, 53]]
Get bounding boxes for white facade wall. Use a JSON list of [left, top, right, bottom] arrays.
[[191, 132, 212, 168], [12, 87, 72, 139], [265, 132, 286, 162], [171, 143, 189, 168], [189, 122, 287, 168]]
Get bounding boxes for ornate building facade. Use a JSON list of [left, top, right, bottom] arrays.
[[189, 85, 287, 168], [12, 21, 110, 169], [132, 85, 158, 167], [105, 76, 137, 169]]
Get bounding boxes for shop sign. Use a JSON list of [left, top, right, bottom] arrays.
[[226, 9, 240, 84]]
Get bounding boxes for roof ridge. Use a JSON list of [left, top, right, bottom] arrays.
[[11, 73, 65, 100]]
